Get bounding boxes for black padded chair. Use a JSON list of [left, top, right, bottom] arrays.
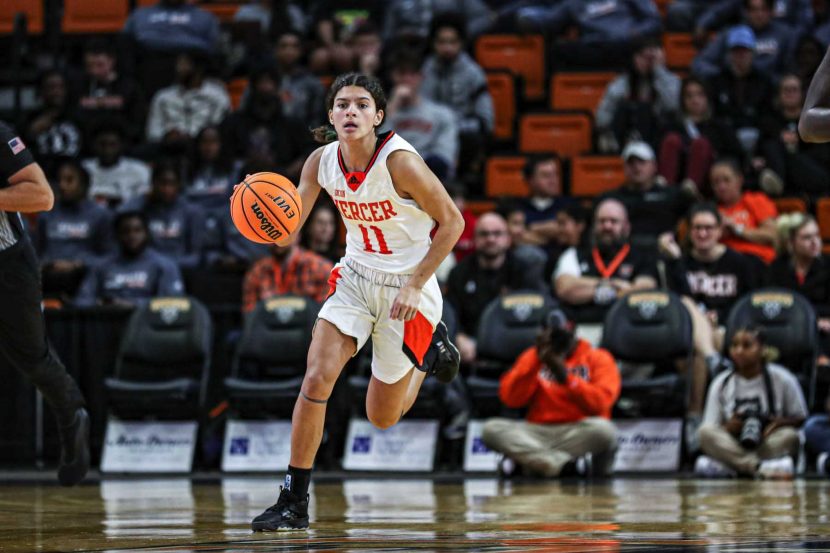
[[600, 290, 693, 418], [466, 291, 554, 417], [104, 297, 213, 419], [724, 288, 818, 408], [224, 295, 320, 418]]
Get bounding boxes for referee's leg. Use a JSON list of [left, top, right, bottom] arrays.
[[0, 243, 89, 485]]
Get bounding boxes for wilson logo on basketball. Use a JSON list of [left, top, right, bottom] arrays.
[[265, 193, 296, 218], [249, 202, 283, 240]]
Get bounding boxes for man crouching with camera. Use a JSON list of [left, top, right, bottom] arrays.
[[481, 308, 621, 478], [696, 325, 808, 479]]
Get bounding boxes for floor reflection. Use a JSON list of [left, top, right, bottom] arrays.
[[0, 478, 828, 552]]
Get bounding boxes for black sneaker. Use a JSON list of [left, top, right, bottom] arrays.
[[427, 321, 460, 384], [57, 407, 90, 487], [251, 487, 309, 531]]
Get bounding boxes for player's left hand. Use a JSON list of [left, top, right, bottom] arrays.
[[390, 285, 422, 321]]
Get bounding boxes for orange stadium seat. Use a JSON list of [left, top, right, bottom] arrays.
[[654, 0, 670, 17], [486, 72, 516, 141], [774, 197, 807, 215], [319, 75, 334, 91], [62, 0, 129, 34], [570, 156, 625, 197], [0, 0, 43, 34], [663, 33, 698, 70], [550, 72, 616, 113], [485, 156, 528, 198], [227, 77, 248, 110], [475, 34, 545, 101], [817, 198, 830, 254], [518, 113, 592, 157], [135, 0, 156, 7], [466, 200, 498, 217], [199, 2, 241, 23]]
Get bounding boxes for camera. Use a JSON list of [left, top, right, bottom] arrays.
[[739, 414, 765, 450]]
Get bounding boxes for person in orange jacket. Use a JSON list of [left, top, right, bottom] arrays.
[[482, 308, 622, 477]]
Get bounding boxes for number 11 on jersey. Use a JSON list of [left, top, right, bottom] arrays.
[[359, 224, 393, 254]]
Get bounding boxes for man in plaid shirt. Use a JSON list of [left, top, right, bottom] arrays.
[[242, 241, 334, 313]]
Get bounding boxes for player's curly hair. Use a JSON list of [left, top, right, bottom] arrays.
[[311, 73, 387, 144]]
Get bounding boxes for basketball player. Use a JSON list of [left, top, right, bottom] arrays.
[[800, 46, 830, 142], [250, 73, 465, 531], [0, 120, 89, 485]]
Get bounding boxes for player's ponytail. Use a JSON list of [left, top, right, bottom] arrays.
[[311, 72, 387, 144]]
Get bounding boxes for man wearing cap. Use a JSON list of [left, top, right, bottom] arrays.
[[481, 307, 621, 478], [598, 141, 694, 250], [692, 0, 795, 79], [703, 25, 775, 142]]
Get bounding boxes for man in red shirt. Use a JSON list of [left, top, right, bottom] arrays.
[[482, 308, 621, 477], [242, 240, 333, 313]]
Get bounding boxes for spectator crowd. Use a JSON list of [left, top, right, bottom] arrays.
[[6, 0, 830, 478]]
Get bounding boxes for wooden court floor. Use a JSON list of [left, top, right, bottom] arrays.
[[1, 477, 830, 552]]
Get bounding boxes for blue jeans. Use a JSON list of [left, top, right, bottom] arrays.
[[804, 415, 830, 455]]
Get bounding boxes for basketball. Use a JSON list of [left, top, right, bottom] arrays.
[[230, 172, 303, 244]]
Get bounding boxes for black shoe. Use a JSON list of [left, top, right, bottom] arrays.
[[56, 407, 90, 487], [427, 321, 460, 384], [251, 487, 309, 531]]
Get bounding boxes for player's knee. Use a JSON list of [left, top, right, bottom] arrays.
[[302, 365, 338, 398], [367, 409, 400, 430]]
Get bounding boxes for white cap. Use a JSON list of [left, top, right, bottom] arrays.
[[622, 141, 656, 162]]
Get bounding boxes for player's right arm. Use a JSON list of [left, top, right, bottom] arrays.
[[799, 46, 830, 142], [274, 147, 324, 246]]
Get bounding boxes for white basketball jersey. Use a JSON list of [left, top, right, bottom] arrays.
[[317, 132, 434, 274]]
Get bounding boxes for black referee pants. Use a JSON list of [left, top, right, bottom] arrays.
[[0, 240, 84, 418]]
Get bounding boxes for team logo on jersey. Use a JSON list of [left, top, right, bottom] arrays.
[[345, 171, 366, 192], [7, 137, 25, 155]]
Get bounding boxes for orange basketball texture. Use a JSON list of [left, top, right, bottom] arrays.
[[230, 172, 303, 244]]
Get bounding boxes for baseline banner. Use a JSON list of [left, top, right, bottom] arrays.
[[343, 419, 438, 471], [221, 420, 292, 472], [463, 419, 500, 472], [100, 420, 197, 473], [612, 418, 682, 472]]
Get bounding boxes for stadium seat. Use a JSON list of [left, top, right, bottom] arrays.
[[485, 156, 528, 198], [724, 288, 819, 408], [466, 292, 554, 417], [475, 34, 545, 101], [0, 0, 43, 34], [224, 295, 319, 418], [198, 2, 241, 23], [654, 0, 670, 17], [773, 197, 807, 215], [135, 0, 156, 6], [600, 290, 693, 418], [62, 0, 128, 34], [486, 71, 517, 141], [104, 297, 213, 419], [663, 33, 698, 70], [227, 77, 248, 110], [518, 113, 592, 157], [818, 198, 830, 254], [570, 156, 625, 197], [466, 200, 497, 216], [550, 72, 616, 113]]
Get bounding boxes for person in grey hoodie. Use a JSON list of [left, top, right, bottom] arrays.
[[420, 12, 493, 179], [37, 159, 115, 301], [595, 37, 681, 152], [517, 0, 662, 69], [695, 0, 812, 38], [691, 0, 796, 79], [384, 49, 459, 181], [120, 160, 205, 271], [382, 0, 494, 42]]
